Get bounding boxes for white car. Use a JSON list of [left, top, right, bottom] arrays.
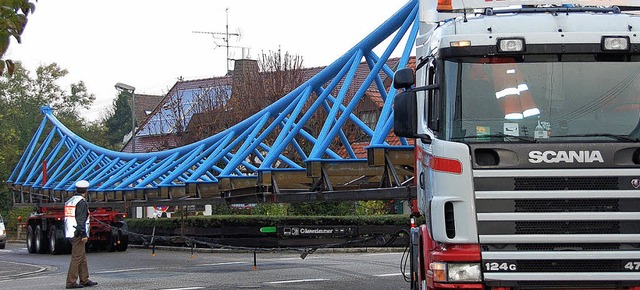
[[0, 213, 6, 249]]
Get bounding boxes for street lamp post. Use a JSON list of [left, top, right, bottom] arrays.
[[115, 82, 136, 153]]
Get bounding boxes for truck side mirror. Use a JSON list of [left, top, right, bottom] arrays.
[[394, 90, 418, 138], [393, 67, 415, 90]]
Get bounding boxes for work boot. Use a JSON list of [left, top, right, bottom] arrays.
[[66, 283, 84, 289], [82, 280, 98, 287]]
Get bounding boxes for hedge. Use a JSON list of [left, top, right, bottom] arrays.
[[125, 214, 422, 229]]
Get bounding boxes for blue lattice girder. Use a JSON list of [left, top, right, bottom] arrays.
[[8, 0, 418, 202]]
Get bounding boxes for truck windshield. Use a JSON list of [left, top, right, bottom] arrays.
[[446, 57, 640, 142]]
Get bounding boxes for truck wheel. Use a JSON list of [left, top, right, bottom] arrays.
[[26, 225, 36, 254], [116, 224, 129, 252], [116, 231, 129, 252], [105, 230, 116, 252], [35, 225, 48, 254], [49, 225, 65, 255]]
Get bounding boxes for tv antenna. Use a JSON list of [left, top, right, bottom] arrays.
[[193, 8, 242, 74]]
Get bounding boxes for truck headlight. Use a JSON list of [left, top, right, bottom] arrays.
[[497, 38, 525, 52], [448, 263, 482, 282], [430, 262, 482, 282], [602, 36, 630, 51]]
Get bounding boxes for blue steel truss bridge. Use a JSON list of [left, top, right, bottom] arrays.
[[7, 0, 419, 210]]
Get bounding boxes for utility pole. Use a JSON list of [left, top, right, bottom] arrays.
[[193, 8, 241, 75]]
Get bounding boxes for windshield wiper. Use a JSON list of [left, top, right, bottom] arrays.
[[450, 132, 536, 142], [550, 134, 640, 141]]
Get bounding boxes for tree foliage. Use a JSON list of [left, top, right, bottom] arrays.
[[103, 91, 134, 148], [0, 0, 37, 76]]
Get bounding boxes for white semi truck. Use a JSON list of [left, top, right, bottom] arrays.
[[394, 0, 640, 289]]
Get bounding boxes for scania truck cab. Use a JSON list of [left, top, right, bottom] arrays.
[[394, 0, 640, 289]]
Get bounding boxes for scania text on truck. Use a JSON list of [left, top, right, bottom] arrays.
[[393, 0, 640, 289]]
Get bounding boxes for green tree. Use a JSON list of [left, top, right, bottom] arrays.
[[355, 200, 393, 215], [0, 0, 37, 75], [103, 91, 134, 148], [80, 120, 116, 150]]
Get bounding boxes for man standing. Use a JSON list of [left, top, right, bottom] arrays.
[[65, 180, 98, 289]]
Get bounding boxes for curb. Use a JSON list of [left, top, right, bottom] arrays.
[[0, 260, 47, 279]]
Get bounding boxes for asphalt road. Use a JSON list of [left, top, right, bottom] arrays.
[[0, 242, 411, 290]]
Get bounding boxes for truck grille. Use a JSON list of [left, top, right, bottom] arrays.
[[516, 281, 625, 289], [514, 259, 622, 272], [474, 170, 640, 288], [514, 177, 618, 190], [482, 243, 629, 251], [515, 199, 619, 212], [516, 221, 620, 234]]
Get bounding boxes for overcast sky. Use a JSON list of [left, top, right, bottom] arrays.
[[6, 0, 407, 121]]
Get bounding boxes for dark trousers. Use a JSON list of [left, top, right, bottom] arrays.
[[66, 236, 89, 286]]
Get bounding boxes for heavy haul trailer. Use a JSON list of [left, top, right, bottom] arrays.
[[26, 205, 129, 254], [394, 0, 640, 289]]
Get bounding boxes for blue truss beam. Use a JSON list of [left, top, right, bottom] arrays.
[[8, 0, 419, 196]]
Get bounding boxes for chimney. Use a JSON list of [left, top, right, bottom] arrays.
[[231, 57, 259, 98]]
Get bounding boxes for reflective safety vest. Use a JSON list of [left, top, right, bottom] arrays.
[[64, 195, 90, 238]]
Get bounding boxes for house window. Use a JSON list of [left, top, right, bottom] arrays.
[[361, 110, 379, 130]]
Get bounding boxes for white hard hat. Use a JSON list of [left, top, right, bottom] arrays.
[[75, 180, 90, 189]]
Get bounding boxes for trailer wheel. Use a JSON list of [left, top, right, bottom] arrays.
[[105, 230, 116, 252], [116, 223, 129, 252], [26, 224, 36, 254], [49, 225, 66, 255], [35, 225, 48, 254]]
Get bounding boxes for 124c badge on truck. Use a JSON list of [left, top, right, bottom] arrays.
[[484, 262, 517, 271]]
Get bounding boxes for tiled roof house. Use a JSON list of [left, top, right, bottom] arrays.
[[134, 94, 164, 125], [126, 56, 416, 155]]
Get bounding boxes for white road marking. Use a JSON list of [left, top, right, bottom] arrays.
[[375, 273, 404, 277], [266, 278, 328, 284], [159, 287, 205, 290], [362, 252, 402, 256], [276, 256, 319, 261], [194, 261, 245, 266], [276, 257, 305, 261]]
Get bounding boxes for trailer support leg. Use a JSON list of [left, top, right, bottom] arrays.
[[410, 227, 420, 290]]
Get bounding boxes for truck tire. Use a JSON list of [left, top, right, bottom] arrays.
[[35, 225, 48, 254], [105, 230, 116, 252], [26, 224, 36, 254], [116, 223, 129, 252], [49, 225, 66, 255]]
